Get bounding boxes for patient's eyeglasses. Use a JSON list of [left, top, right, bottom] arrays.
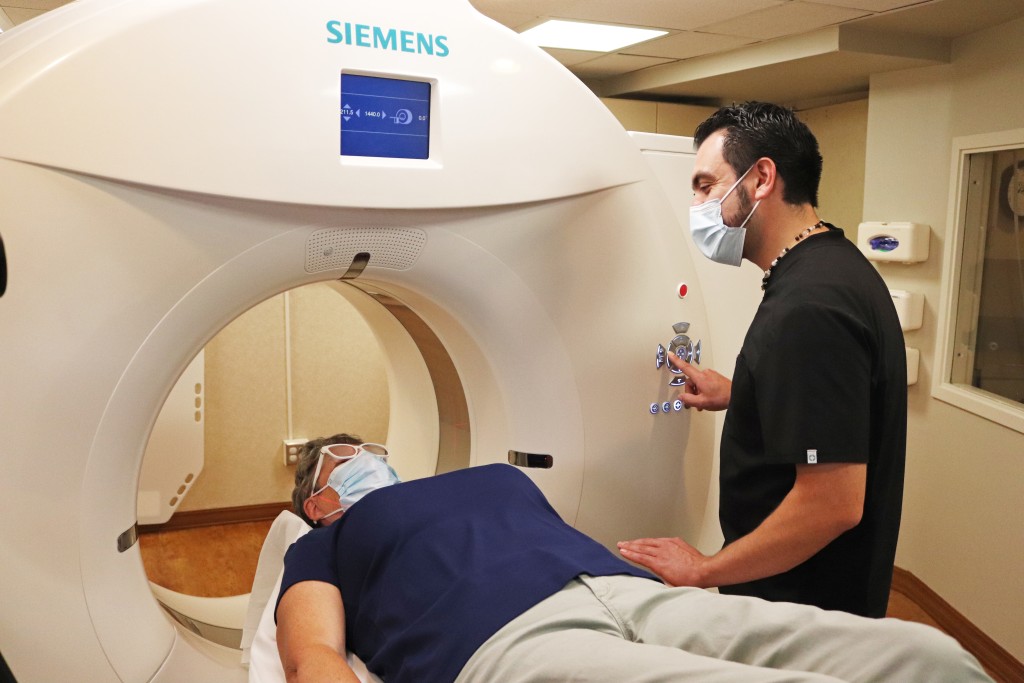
[[308, 442, 389, 498]]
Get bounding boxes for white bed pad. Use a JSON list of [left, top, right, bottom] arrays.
[[242, 510, 382, 683]]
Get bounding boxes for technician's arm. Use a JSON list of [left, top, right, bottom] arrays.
[[619, 462, 866, 588], [277, 580, 362, 683], [669, 356, 731, 411]]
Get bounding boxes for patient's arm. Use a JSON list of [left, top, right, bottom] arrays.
[[277, 580, 362, 683]]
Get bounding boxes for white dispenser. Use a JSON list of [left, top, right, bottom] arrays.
[[906, 347, 920, 386], [857, 221, 930, 263], [890, 290, 924, 331]]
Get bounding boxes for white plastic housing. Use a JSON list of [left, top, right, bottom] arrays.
[[0, 1, 720, 682], [890, 289, 925, 331], [906, 347, 920, 386], [857, 221, 930, 263]]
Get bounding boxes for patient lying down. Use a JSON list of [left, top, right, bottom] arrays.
[[276, 434, 992, 683]]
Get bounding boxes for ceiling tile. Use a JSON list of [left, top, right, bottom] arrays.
[[571, 52, 676, 79], [468, 0, 550, 30], [698, 1, 871, 39], [1, 6, 45, 24], [540, 46, 606, 66], [475, 9, 542, 31], [468, 0, 571, 16], [556, 0, 789, 31], [809, 0, 926, 11], [850, 0, 1024, 38], [630, 0, 790, 31], [625, 30, 757, 59], [1, 0, 68, 10]]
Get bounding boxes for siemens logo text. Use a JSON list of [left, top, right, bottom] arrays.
[[326, 21, 450, 57]]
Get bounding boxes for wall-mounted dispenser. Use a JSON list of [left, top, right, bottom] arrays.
[[906, 347, 920, 386], [857, 221, 930, 263], [890, 290, 924, 331]]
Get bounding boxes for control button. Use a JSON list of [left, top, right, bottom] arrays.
[[655, 344, 666, 370], [677, 283, 688, 299], [694, 339, 702, 365], [673, 399, 684, 411], [672, 322, 690, 334], [669, 376, 686, 387], [671, 341, 693, 364], [662, 402, 671, 413], [650, 403, 660, 415], [668, 335, 689, 371]]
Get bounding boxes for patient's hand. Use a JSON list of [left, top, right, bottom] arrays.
[[617, 537, 709, 588], [668, 356, 731, 411]]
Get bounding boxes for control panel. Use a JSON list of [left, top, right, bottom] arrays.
[[651, 321, 702, 415]]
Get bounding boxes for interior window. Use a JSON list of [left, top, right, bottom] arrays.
[[950, 147, 1024, 406]]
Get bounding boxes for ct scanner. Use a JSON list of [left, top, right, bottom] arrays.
[[0, 0, 757, 680]]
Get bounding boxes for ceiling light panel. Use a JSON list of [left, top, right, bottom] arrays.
[[520, 19, 668, 52]]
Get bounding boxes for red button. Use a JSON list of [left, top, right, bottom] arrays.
[[678, 283, 688, 299]]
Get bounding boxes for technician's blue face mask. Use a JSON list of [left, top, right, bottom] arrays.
[[311, 446, 401, 523], [689, 164, 760, 267]]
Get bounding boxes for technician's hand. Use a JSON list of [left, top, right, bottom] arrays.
[[617, 537, 710, 587], [668, 356, 731, 411]]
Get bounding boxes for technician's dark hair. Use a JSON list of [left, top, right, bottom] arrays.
[[694, 101, 823, 207], [292, 432, 364, 525]]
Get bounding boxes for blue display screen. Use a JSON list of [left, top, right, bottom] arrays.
[[340, 74, 431, 159]]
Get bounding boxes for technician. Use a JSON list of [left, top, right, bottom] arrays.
[[619, 102, 907, 618]]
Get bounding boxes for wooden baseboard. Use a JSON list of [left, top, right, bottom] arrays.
[[138, 501, 292, 534], [891, 566, 1024, 683]]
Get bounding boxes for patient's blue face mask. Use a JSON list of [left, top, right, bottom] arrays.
[[689, 164, 760, 267], [310, 445, 401, 523]]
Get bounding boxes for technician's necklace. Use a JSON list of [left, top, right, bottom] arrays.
[[761, 220, 829, 290]]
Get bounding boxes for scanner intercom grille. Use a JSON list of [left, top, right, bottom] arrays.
[[305, 227, 427, 274]]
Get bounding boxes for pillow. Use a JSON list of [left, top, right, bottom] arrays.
[[241, 510, 312, 664], [242, 510, 381, 683]]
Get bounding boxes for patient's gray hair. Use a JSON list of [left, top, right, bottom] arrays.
[[292, 433, 364, 525]]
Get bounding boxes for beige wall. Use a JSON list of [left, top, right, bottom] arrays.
[[863, 17, 1024, 660], [600, 97, 716, 136], [603, 96, 869, 236], [799, 99, 868, 235], [182, 283, 389, 510]]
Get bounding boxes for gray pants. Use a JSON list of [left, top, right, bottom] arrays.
[[454, 575, 992, 683]]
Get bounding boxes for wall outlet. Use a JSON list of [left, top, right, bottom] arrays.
[[282, 438, 308, 466]]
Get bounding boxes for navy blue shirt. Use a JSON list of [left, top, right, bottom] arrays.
[[278, 464, 656, 683]]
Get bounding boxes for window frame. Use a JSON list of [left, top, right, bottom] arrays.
[[934, 128, 1024, 435]]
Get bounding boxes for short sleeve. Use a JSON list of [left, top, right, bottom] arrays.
[[755, 303, 872, 465], [275, 526, 339, 622]]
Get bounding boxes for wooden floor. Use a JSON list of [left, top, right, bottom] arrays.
[[140, 520, 275, 598]]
